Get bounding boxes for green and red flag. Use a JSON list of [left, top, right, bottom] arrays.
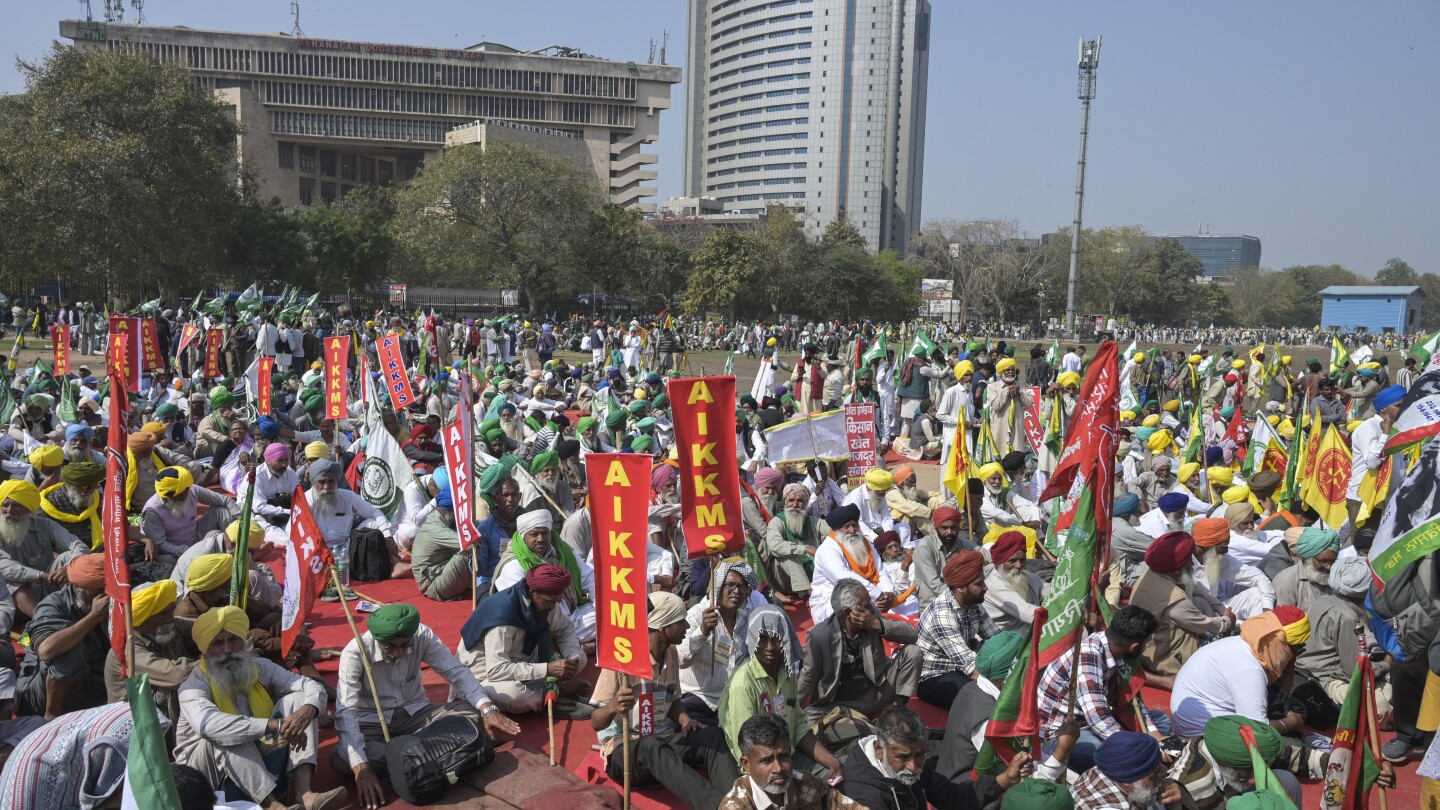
[[1369, 436, 1440, 587], [974, 606, 1046, 775], [1319, 655, 1382, 810]]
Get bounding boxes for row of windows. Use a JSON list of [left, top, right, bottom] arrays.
[[709, 116, 809, 137], [711, 41, 812, 71], [707, 176, 806, 191], [713, 191, 809, 205], [709, 101, 810, 124], [255, 78, 635, 128], [713, 9, 813, 41], [710, 86, 810, 109], [280, 143, 396, 185], [105, 39, 636, 100], [271, 110, 449, 143], [710, 26, 813, 57], [709, 131, 809, 151], [707, 161, 809, 178], [710, 70, 810, 97], [712, 0, 811, 27], [708, 146, 808, 164]]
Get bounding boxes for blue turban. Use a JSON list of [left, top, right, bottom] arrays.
[[1157, 492, 1188, 514], [1205, 446, 1225, 467], [1373, 385, 1406, 412], [66, 423, 94, 442], [255, 415, 281, 439], [1113, 493, 1141, 518], [431, 466, 449, 491], [1133, 427, 1156, 442], [1093, 731, 1162, 783], [1356, 368, 1377, 379], [435, 483, 454, 510]]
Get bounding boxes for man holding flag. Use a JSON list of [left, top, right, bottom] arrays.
[[1346, 384, 1405, 528]]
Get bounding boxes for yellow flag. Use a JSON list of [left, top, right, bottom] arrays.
[[1302, 424, 1352, 528], [1355, 455, 1394, 526], [942, 407, 971, 510]]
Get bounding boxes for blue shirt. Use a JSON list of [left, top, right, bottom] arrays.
[[475, 514, 515, 587]]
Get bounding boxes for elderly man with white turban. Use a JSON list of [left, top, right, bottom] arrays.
[[1297, 555, 1393, 721], [841, 467, 912, 547], [493, 508, 597, 645], [808, 504, 896, 624]]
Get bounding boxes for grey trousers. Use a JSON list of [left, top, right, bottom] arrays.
[[804, 644, 923, 724], [176, 691, 317, 804]]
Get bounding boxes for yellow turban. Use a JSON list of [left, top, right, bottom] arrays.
[[1222, 485, 1251, 505], [1177, 462, 1200, 483], [0, 480, 41, 513], [154, 467, 194, 498], [1346, 420, 1364, 432], [142, 421, 167, 436], [1279, 424, 1295, 441], [1133, 352, 1145, 363], [864, 468, 895, 491], [978, 461, 1005, 482], [1162, 399, 1180, 412], [1188, 354, 1202, 365], [1207, 466, 1235, 487], [1278, 611, 1311, 646], [633, 389, 648, 400], [131, 579, 178, 627], [192, 605, 250, 652], [1147, 429, 1173, 452], [225, 520, 265, 546], [186, 552, 233, 593], [1142, 414, 1161, 427], [996, 357, 1018, 375], [1281, 355, 1292, 365], [304, 441, 331, 460], [1120, 410, 1136, 422], [1232, 359, 1246, 370], [953, 361, 974, 379], [28, 445, 63, 468], [1057, 371, 1081, 389], [1266, 414, 1280, 426], [1360, 361, 1380, 370]]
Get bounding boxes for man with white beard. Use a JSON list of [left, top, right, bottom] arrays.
[[808, 504, 896, 624], [1129, 455, 1178, 512], [305, 460, 404, 602], [493, 509, 598, 646], [103, 579, 197, 727], [976, 462, 1044, 530], [141, 466, 240, 565], [764, 483, 825, 603], [1069, 732, 1183, 810], [1127, 531, 1235, 686], [61, 423, 103, 464], [885, 465, 937, 540], [0, 480, 89, 618], [982, 532, 1048, 633], [1137, 491, 1189, 540], [742, 467, 783, 554], [1189, 516, 1275, 621], [985, 357, 1033, 456], [176, 606, 342, 810], [1272, 526, 1339, 615], [520, 451, 575, 523], [842, 468, 910, 546]]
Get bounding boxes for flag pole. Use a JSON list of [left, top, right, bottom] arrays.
[[333, 566, 389, 742], [1356, 624, 1389, 810], [621, 674, 632, 810]]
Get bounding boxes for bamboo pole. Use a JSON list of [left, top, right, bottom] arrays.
[[332, 567, 389, 742], [621, 675, 632, 810]]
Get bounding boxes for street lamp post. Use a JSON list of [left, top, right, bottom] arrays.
[[1064, 37, 1102, 337]]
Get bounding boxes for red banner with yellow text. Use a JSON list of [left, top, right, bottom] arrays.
[[107, 316, 142, 392], [103, 366, 131, 672], [281, 486, 334, 660], [669, 376, 745, 559], [441, 407, 480, 551], [139, 317, 164, 371], [256, 357, 274, 416], [51, 325, 70, 377], [176, 323, 201, 356], [586, 453, 653, 679], [204, 329, 224, 379], [376, 335, 415, 411], [323, 336, 350, 420]]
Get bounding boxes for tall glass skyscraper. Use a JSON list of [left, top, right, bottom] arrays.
[[682, 0, 931, 253]]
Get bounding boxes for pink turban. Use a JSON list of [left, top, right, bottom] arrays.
[[263, 442, 291, 462], [754, 467, 783, 490], [651, 464, 678, 491]]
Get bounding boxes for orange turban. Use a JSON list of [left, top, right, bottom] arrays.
[[67, 553, 106, 589], [943, 550, 985, 587], [1191, 517, 1230, 548]]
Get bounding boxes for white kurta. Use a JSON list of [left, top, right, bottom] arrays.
[[808, 536, 895, 624], [495, 556, 598, 643]]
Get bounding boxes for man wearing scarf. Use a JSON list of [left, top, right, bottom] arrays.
[[678, 559, 769, 726], [1272, 527, 1339, 614], [809, 504, 897, 624], [1129, 531, 1235, 684], [984, 531, 1048, 632], [175, 606, 342, 810], [16, 553, 110, 718], [62, 422, 103, 465], [458, 563, 590, 717], [141, 466, 240, 564], [522, 450, 575, 522], [302, 459, 404, 599], [1137, 491, 1189, 540], [176, 552, 291, 666], [172, 520, 282, 608], [492, 509, 597, 646], [102, 579, 197, 726], [718, 604, 842, 778], [742, 467, 783, 552], [590, 591, 741, 810], [335, 603, 518, 809], [1169, 714, 1306, 810], [646, 463, 685, 590], [799, 579, 921, 726], [1297, 556, 1394, 721], [7, 393, 55, 444], [1130, 455, 1178, 513], [1170, 608, 1311, 739], [977, 461, 1043, 532], [0, 479, 89, 618], [1190, 517, 1275, 622], [916, 550, 999, 707], [39, 460, 105, 550], [23, 444, 63, 489], [124, 426, 192, 513], [842, 468, 911, 547], [986, 357, 1033, 457], [764, 482, 825, 603]]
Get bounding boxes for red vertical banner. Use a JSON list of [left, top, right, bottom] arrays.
[[441, 411, 479, 551], [376, 335, 415, 410], [255, 357, 274, 416], [204, 329, 223, 379], [176, 323, 201, 355], [668, 376, 744, 559], [102, 368, 131, 672], [1022, 386, 1046, 451], [323, 336, 350, 420], [585, 453, 653, 679], [281, 485, 334, 659], [51, 325, 70, 376], [139, 317, 163, 371], [106, 333, 131, 394], [844, 402, 878, 488], [107, 316, 142, 392]]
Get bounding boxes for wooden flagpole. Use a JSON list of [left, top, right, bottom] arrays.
[[621, 675, 632, 810], [333, 567, 389, 741]]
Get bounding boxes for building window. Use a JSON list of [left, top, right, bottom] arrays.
[[360, 157, 375, 184], [378, 161, 394, 186], [320, 150, 337, 177], [298, 145, 316, 173], [320, 181, 336, 203], [278, 142, 293, 170], [299, 177, 315, 206], [341, 154, 357, 182]]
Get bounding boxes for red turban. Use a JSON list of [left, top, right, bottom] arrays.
[[67, 553, 107, 589], [525, 563, 573, 597], [410, 424, 433, 442], [1191, 517, 1230, 548], [874, 530, 901, 552], [932, 506, 962, 529], [1144, 531, 1195, 573], [991, 531, 1026, 564], [943, 550, 985, 588]]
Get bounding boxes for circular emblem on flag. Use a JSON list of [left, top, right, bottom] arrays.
[[361, 456, 395, 509], [1317, 446, 1349, 503]]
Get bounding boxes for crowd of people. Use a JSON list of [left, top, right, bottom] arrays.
[[0, 294, 1432, 810]]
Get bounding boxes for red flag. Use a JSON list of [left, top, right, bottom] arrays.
[[51, 325, 71, 376], [204, 329, 224, 379], [323, 336, 350, 420], [139, 318, 164, 371], [175, 323, 202, 355], [1041, 341, 1121, 507], [255, 357, 274, 417], [441, 405, 480, 551], [281, 486, 334, 660], [103, 368, 132, 673], [668, 376, 745, 559], [107, 319, 140, 392], [586, 453, 653, 679], [376, 335, 415, 410]]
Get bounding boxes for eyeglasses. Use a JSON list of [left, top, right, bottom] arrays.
[[720, 582, 752, 593]]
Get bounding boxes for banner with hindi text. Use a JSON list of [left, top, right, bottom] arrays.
[[669, 376, 745, 559], [323, 336, 350, 420], [51, 325, 70, 376], [844, 403, 878, 488], [586, 453, 652, 679], [376, 335, 415, 410]]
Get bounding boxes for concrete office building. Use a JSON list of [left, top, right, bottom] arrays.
[[682, 0, 931, 253], [1148, 234, 1262, 280], [60, 19, 681, 211]]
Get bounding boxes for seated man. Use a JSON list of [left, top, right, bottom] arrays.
[[742, 467, 783, 554], [978, 462, 1044, 531], [1221, 503, 1275, 567], [1171, 715, 1307, 810], [841, 468, 909, 546], [763, 482, 825, 603], [393, 467, 443, 551], [175, 606, 343, 810], [1191, 517, 1274, 621], [590, 592, 740, 810], [335, 604, 519, 809], [916, 550, 998, 707], [24, 444, 64, 490], [809, 504, 896, 624], [0, 479, 89, 617], [411, 481, 481, 602], [103, 579, 198, 728], [521, 451, 575, 522], [172, 520, 283, 608], [885, 464, 937, 541], [195, 386, 238, 459], [718, 714, 862, 810], [124, 427, 193, 513], [1037, 605, 1164, 772], [493, 509, 597, 647], [142, 467, 239, 565], [912, 503, 981, 608], [306, 459, 406, 600], [984, 530, 1048, 632], [1128, 531, 1234, 683], [679, 560, 766, 726], [457, 564, 591, 717], [938, 631, 1030, 782], [16, 553, 110, 718], [799, 580, 921, 725], [1108, 493, 1152, 597], [1137, 492, 1188, 539], [475, 473, 521, 593], [719, 604, 841, 776], [176, 552, 285, 664], [1272, 527, 1338, 614], [244, 442, 299, 544], [1296, 556, 1393, 722], [1170, 607, 1312, 739], [1068, 732, 1182, 810], [839, 707, 1013, 810], [38, 461, 105, 551]]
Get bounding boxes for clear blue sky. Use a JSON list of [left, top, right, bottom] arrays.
[[3, 1, 1437, 275]]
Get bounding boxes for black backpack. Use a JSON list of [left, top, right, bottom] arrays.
[[349, 527, 393, 583], [385, 715, 494, 804]]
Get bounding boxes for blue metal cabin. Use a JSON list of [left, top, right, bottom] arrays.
[[1319, 286, 1422, 334]]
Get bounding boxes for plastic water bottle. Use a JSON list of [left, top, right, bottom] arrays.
[[335, 542, 351, 590]]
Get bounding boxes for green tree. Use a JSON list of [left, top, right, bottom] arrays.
[[568, 203, 650, 302], [820, 219, 868, 250], [1225, 266, 1307, 326], [683, 229, 764, 318], [297, 186, 396, 296], [226, 199, 310, 288], [1278, 264, 1361, 324], [1375, 257, 1418, 286], [753, 205, 814, 316], [1418, 272, 1440, 331], [1128, 237, 1203, 324], [0, 44, 242, 296]]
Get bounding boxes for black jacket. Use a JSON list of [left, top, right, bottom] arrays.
[[839, 739, 1001, 810]]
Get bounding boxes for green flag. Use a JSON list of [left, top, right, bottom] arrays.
[[230, 473, 256, 611], [1410, 328, 1440, 368], [235, 282, 263, 315], [973, 609, 1043, 775], [1181, 397, 1205, 465], [862, 333, 888, 367], [189, 290, 204, 313], [122, 675, 184, 810], [1037, 485, 1100, 664], [0, 376, 14, 426], [1045, 339, 1060, 367], [1330, 335, 1350, 377], [57, 380, 77, 423], [1279, 399, 1309, 509], [909, 330, 937, 359], [1319, 658, 1381, 810]]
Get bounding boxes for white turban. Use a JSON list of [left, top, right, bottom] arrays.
[[1328, 555, 1372, 598], [516, 509, 554, 535]]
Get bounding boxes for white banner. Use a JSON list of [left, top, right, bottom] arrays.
[[751, 358, 776, 403], [761, 409, 848, 464]]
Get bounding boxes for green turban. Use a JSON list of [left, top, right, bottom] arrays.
[[482, 427, 506, 445], [1004, 346, 1015, 357], [1203, 715, 1284, 768], [478, 463, 511, 495], [479, 418, 501, 435], [636, 417, 657, 434], [911, 345, 926, 358], [1133, 426, 1157, 442], [61, 461, 106, 488], [154, 402, 180, 420], [300, 389, 323, 411], [966, 341, 983, 352], [23, 393, 53, 410], [975, 631, 1026, 681], [1296, 527, 1340, 559], [605, 409, 628, 431], [209, 386, 235, 408], [577, 416, 597, 433], [627, 400, 649, 415], [632, 435, 655, 452], [530, 451, 560, 473], [1000, 778, 1074, 810], [1224, 791, 1290, 810], [651, 392, 668, 409], [1219, 405, 1236, 420], [367, 604, 420, 642], [780, 393, 795, 407], [496, 455, 522, 475]]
